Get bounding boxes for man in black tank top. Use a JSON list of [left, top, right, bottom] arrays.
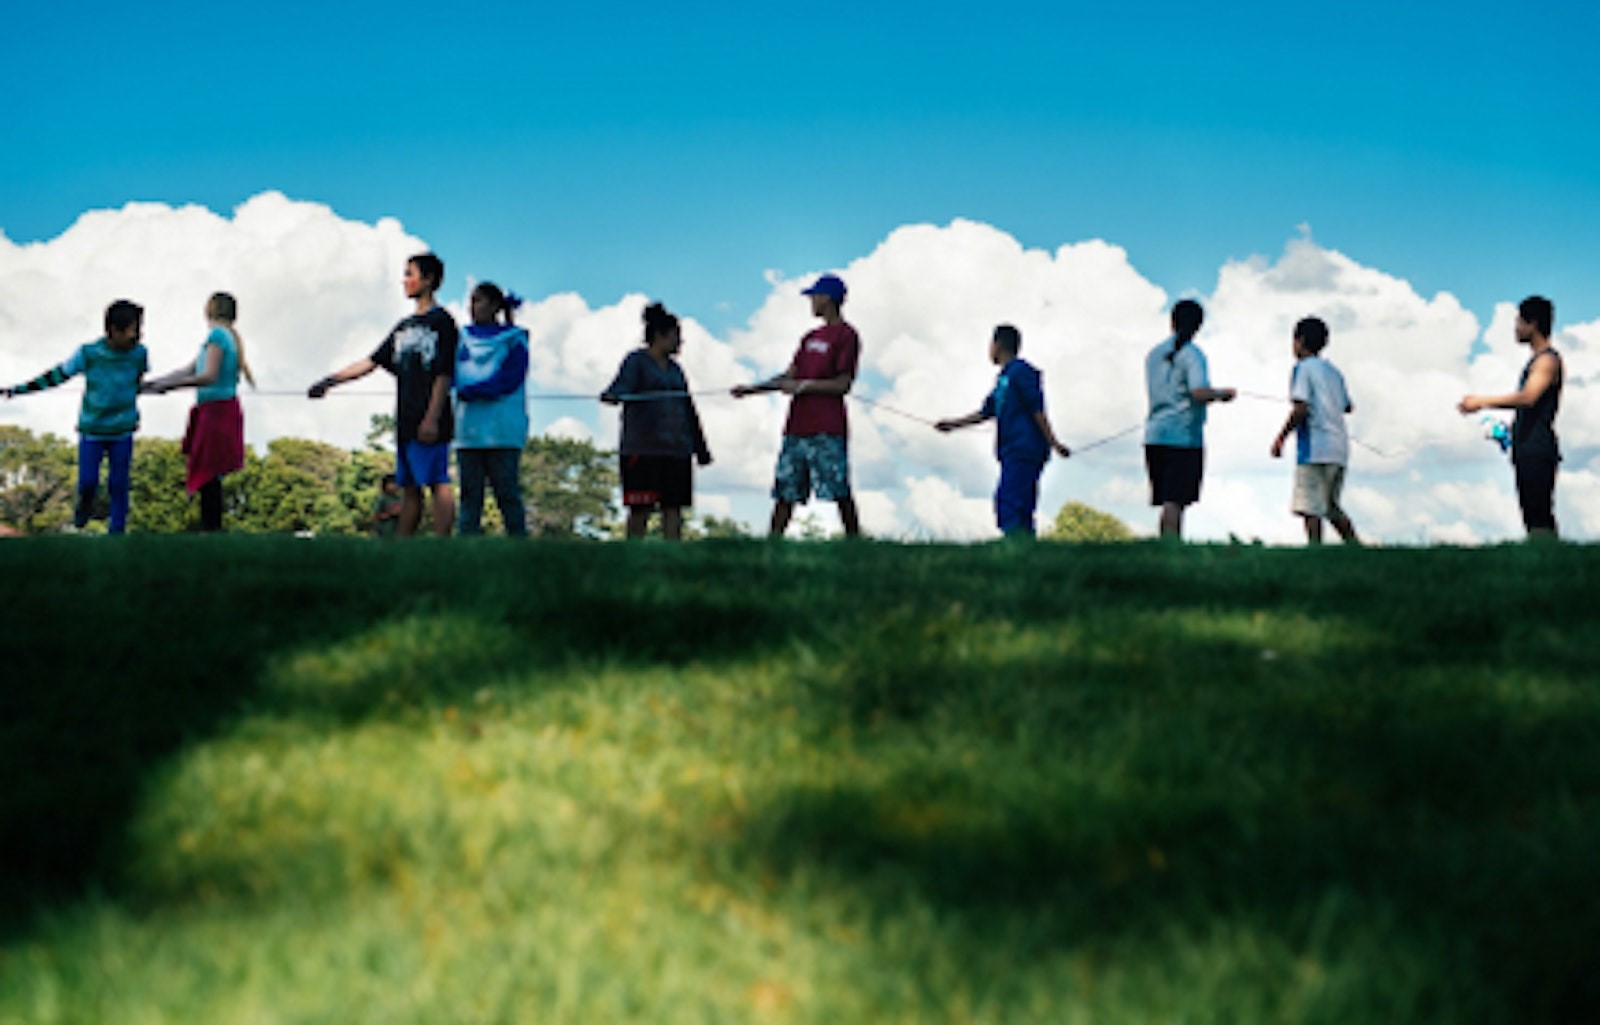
[[1458, 296, 1563, 539]]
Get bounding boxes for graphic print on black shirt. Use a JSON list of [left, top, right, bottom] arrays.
[[371, 307, 460, 443]]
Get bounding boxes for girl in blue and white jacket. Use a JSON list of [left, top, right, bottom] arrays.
[[454, 282, 530, 536]]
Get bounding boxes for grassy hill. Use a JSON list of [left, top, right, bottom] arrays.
[[1, 538, 1597, 1023]]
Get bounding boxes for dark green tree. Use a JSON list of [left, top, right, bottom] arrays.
[[237, 438, 358, 535], [521, 435, 619, 538], [0, 427, 76, 533], [686, 514, 752, 540], [128, 438, 194, 533]]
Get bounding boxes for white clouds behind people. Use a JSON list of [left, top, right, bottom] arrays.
[[1, 193, 1593, 542]]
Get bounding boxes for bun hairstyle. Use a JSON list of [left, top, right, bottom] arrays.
[[473, 282, 523, 326], [1167, 299, 1205, 363], [643, 302, 679, 345], [207, 291, 256, 388]]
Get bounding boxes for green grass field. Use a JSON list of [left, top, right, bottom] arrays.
[[1, 538, 1598, 1024]]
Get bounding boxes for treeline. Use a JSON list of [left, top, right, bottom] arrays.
[[0, 418, 748, 539], [1, 418, 1132, 541]]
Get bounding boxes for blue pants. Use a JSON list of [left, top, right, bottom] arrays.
[[996, 457, 1045, 537], [78, 436, 133, 534], [458, 448, 527, 536]]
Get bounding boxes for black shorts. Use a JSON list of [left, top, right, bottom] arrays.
[[1514, 456, 1558, 533], [1145, 444, 1204, 507], [621, 454, 692, 510]]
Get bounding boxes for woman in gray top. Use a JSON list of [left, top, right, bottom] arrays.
[[601, 303, 712, 540]]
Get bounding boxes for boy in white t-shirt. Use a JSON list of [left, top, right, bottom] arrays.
[[1271, 317, 1360, 545]]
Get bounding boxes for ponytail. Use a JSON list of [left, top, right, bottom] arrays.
[[232, 325, 257, 388], [474, 282, 522, 326], [1167, 299, 1204, 363]]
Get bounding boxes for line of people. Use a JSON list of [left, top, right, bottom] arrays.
[[1, 249, 1566, 542]]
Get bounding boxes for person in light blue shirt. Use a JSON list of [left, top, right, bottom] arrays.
[[454, 281, 529, 536], [936, 324, 1072, 538], [1271, 317, 1360, 545], [2, 300, 148, 533], [1143, 299, 1235, 540]]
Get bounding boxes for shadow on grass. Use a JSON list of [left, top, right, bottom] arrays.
[[2, 536, 1597, 1021], [734, 613, 1600, 1022], [0, 538, 786, 936]]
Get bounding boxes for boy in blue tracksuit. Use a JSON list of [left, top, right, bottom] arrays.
[[936, 324, 1072, 537], [2, 300, 149, 533]]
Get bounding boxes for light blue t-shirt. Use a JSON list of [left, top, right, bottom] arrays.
[[195, 326, 241, 403], [1289, 355, 1351, 465], [62, 339, 149, 438], [1144, 336, 1210, 448]]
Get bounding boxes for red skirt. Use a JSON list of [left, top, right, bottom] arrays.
[[183, 398, 245, 493]]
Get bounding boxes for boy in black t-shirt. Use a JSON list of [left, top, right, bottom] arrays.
[[310, 252, 459, 536]]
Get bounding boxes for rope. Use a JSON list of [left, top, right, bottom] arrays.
[[1232, 388, 1418, 460], [1071, 422, 1146, 455], [5, 379, 1477, 465], [846, 393, 944, 428]]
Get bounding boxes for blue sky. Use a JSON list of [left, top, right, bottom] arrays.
[[6, 1, 1600, 542], [8, 1, 1599, 333]]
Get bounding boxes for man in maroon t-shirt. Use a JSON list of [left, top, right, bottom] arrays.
[[733, 274, 862, 537]]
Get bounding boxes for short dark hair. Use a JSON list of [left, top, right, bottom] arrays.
[[380, 473, 397, 487], [104, 299, 143, 335], [993, 324, 1022, 355], [1519, 295, 1554, 338], [409, 252, 445, 291], [1294, 316, 1330, 354]]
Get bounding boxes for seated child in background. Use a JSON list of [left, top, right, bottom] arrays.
[[372, 474, 403, 539]]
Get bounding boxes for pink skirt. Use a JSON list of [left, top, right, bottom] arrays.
[[183, 398, 245, 493]]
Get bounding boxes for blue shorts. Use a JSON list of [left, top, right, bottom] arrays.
[[773, 434, 851, 504], [396, 441, 452, 488]]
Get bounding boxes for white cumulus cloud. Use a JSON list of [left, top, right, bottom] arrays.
[[3, 195, 1594, 543], [0, 192, 425, 450]]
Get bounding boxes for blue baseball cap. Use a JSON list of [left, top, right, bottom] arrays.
[[801, 274, 847, 302]]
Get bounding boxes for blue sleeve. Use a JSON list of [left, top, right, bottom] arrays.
[[458, 341, 528, 401], [980, 391, 996, 418], [11, 347, 85, 394], [1016, 367, 1042, 414]]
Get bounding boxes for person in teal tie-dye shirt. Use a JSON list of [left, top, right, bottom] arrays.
[[2, 300, 149, 533]]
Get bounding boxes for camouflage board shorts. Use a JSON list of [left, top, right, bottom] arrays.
[[773, 434, 851, 503]]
